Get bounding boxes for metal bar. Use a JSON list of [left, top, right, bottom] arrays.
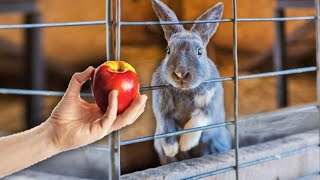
[[115, 0, 121, 178], [237, 16, 315, 22], [0, 66, 316, 96], [238, 66, 317, 80], [0, 20, 106, 29], [115, 0, 121, 60], [120, 121, 234, 146], [121, 19, 232, 25], [121, 17, 316, 25], [315, 0, 320, 174], [184, 144, 319, 180], [106, 0, 112, 60], [105, 1, 116, 179], [0, 89, 91, 96], [0, 16, 316, 29], [106, 0, 121, 179], [274, 8, 288, 107], [24, 12, 43, 128], [232, 0, 240, 179], [316, 0, 320, 112]]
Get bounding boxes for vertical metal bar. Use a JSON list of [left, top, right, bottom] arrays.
[[232, 0, 240, 179], [115, 0, 121, 60], [24, 12, 44, 128], [106, 0, 121, 179], [315, 0, 320, 158], [273, 7, 288, 107], [316, 0, 320, 106], [106, 1, 115, 179], [115, 0, 121, 179], [106, 0, 113, 60]]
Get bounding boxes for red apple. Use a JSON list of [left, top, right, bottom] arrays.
[[91, 61, 140, 114]]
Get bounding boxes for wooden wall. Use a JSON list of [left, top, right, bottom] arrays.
[[0, 0, 315, 68]]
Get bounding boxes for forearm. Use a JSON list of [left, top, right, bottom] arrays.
[[0, 121, 61, 177]]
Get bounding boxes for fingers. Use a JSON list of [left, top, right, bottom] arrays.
[[100, 90, 118, 129], [108, 94, 147, 132], [65, 66, 95, 98], [130, 98, 147, 124]]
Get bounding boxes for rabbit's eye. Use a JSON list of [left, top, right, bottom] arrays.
[[197, 48, 203, 56], [167, 48, 171, 55]]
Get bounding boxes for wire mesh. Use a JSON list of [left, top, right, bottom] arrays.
[[0, 0, 318, 179]]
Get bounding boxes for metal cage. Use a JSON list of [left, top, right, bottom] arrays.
[[0, 0, 319, 179]]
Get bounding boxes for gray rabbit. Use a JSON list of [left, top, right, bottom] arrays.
[[151, 0, 233, 165]]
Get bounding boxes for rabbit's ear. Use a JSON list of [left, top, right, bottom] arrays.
[[152, 0, 184, 41], [191, 2, 223, 45]]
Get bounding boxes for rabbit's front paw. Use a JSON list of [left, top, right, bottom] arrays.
[[179, 131, 202, 152], [163, 141, 179, 157]]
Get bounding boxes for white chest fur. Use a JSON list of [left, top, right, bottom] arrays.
[[194, 88, 216, 107]]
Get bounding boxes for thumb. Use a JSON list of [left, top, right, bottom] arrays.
[[65, 66, 95, 98], [100, 90, 118, 130]]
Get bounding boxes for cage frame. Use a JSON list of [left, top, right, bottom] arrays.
[[0, 0, 319, 179]]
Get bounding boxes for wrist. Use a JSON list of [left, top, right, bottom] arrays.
[[41, 120, 64, 154]]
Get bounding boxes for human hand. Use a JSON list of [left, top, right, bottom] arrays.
[[45, 66, 147, 151]]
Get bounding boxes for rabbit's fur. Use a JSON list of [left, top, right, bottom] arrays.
[[151, 0, 233, 165]]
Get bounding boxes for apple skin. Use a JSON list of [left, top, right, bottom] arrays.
[[91, 61, 140, 114]]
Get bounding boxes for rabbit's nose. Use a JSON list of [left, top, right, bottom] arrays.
[[174, 70, 189, 79]]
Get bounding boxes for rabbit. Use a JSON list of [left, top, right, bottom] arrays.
[[151, 0, 233, 165]]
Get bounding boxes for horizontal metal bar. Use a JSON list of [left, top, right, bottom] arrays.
[[0, 88, 92, 97], [0, 67, 316, 96], [139, 84, 169, 92], [0, 16, 315, 29], [238, 16, 315, 22], [184, 144, 319, 180], [120, 121, 234, 146], [121, 19, 232, 26], [121, 17, 315, 26], [0, 20, 105, 29], [239, 66, 317, 80]]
